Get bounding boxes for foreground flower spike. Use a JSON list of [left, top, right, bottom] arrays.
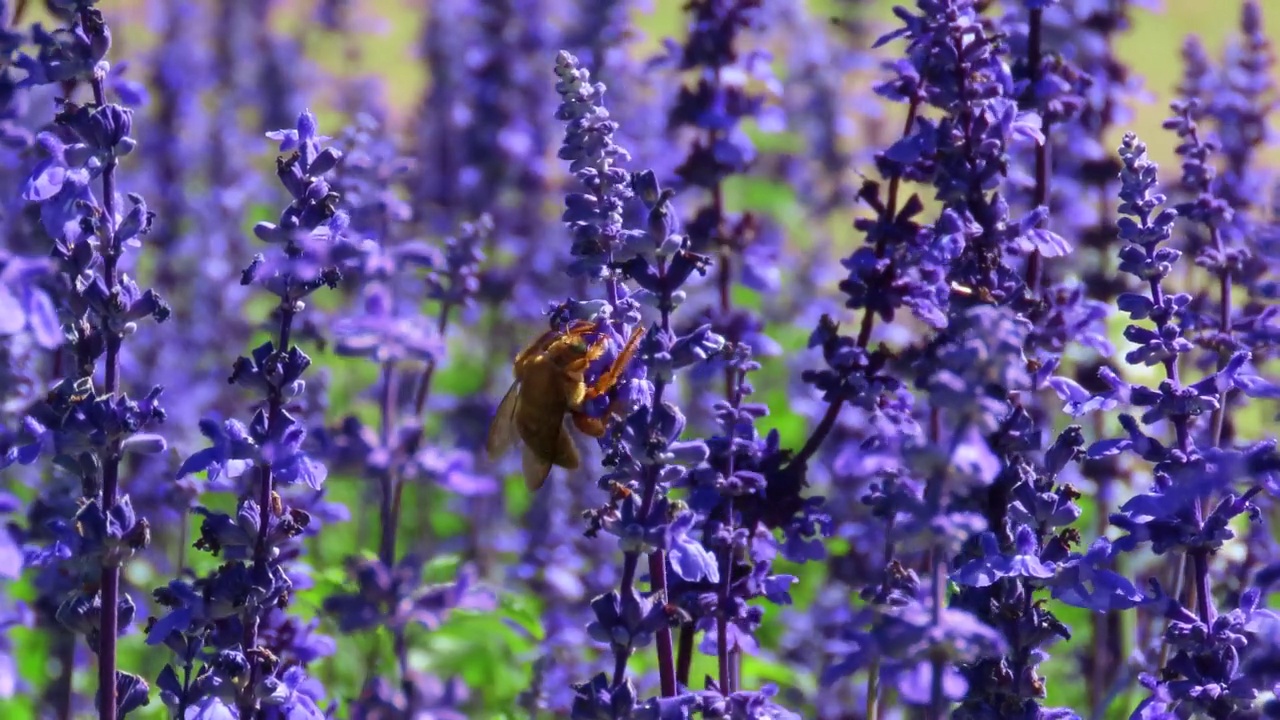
[[4, 0, 1280, 717], [147, 110, 351, 719], [551, 49, 673, 703], [7, 2, 170, 718], [1048, 131, 1280, 717], [660, 1, 796, 694]]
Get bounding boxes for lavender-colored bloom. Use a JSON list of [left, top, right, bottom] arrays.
[[1051, 538, 1147, 612], [6, 4, 172, 717], [553, 50, 642, 285], [4, 0, 1280, 717], [324, 558, 494, 634], [150, 110, 345, 719]]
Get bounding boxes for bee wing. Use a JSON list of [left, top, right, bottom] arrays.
[[486, 380, 521, 458], [522, 443, 555, 491], [553, 416, 580, 470]]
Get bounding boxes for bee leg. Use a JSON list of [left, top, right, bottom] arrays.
[[563, 319, 598, 338], [570, 411, 608, 438], [583, 325, 645, 401], [559, 339, 608, 405], [578, 334, 611, 366]]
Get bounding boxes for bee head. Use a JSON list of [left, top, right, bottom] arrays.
[[567, 336, 590, 355]]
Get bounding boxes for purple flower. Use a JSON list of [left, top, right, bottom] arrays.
[[1051, 538, 1147, 612], [324, 558, 494, 634]]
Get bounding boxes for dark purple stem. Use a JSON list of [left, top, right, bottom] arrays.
[[85, 39, 122, 720], [413, 301, 453, 415], [239, 305, 296, 719], [378, 356, 417, 713], [1210, 268, 1233, 445], [47, 346, 74, 718], [613, 464, 677, 695], [394, 629, 414, 716], [789, 100, 919, 472], [1088, 411, 1114, 716], [925, 407, 944, 720], [716, 497, 735, 693], [707, 93, 743, 689], [676, 622, 695, 686], [611, 257, 676, 697], [1200, 225, 1236, 625], [1200, 179, 1233, 628], [1025, 6, 1049, 292], [378, 361, 401, 566], [924, 408, 968, 720], [177, 662, 192, 719], [410, 303, 452, 557], [716, 358, 748, 692], [1145, 255, 1214, 659]]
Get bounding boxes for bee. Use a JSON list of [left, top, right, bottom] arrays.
[[486, 320, 645, 491]]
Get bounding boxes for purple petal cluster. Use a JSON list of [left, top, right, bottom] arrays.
[[2, 1, 1280, 719], [146, 110, 349, 719], [3, 4, 170, 718]]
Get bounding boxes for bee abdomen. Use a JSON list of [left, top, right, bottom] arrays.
[[516, 410, 560, 443]]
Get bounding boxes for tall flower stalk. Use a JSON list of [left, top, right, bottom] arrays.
[[320, 116, 496, 712], [662, 0, 782, 690], [551, 49, 710, 711], [1057, 131, 1280, 718], [148, 110, 348, 718], [6, 3, 169, 718], [2, 1, 1280, 718]]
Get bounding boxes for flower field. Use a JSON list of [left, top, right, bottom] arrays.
[[1, 0, 1279, 718]]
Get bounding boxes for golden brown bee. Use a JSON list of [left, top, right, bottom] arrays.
[[486, 320, 644, 491]]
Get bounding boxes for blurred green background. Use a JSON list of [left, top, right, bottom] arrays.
[[3, 0, 1278, 718]]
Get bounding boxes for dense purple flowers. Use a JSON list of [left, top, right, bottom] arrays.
[[145, 109, 348, 720], [2, 1, 1280, 719]]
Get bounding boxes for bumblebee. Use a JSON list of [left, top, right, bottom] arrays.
[[486, 320, 644, 490]]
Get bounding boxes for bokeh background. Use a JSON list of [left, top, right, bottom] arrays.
[[2, 0, 1279, 718]]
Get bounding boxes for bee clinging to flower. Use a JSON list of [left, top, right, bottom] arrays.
[[486, 319, 645, 490]]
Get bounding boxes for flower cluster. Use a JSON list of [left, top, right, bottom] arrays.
[[146, 110, 349, 719], [3, 3, 169, 718], [1, 0, 1280, 719]]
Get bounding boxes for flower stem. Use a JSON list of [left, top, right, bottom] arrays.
[[789, 100, 918, 471], [378, 361, 401, 566], [676, 623, 694, 686], [378, 355, 417, 711], [924, 409, 968, 720], [716, 502, 734, 692], [925, 407, 945, 720], [413, 301, 453, 415], [240, 304, 296, 718], [1025, 5, 1050, 292], [86, 34, 121, 720], [613, 257, 675, 695], [716, 356, 748, 693]]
